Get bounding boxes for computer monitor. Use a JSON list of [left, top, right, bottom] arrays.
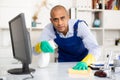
[[8, 13, 35, 74]]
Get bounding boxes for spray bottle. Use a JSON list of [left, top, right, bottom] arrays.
[[38, 40, 57, 68]]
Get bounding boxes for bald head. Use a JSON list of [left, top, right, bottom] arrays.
[[50, 5, 68, 18], [50, 5, 69, 35]]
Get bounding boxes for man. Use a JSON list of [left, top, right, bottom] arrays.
[[34, 5, 100, 70]]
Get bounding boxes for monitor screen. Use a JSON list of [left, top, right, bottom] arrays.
[[8, 13, 35, 74]]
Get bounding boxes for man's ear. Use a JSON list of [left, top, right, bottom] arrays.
[[50, 18, 52, 23]]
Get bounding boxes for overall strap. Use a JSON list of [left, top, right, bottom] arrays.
[[73, 20, 88, 36]]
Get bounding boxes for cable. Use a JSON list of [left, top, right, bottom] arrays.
[[22, 73, 34, 80]]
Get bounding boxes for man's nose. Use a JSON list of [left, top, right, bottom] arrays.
[[58, 20, 62, 25]]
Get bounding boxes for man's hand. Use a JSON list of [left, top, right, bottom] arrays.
[[34, 41, 55, 54], [34, 43, 42, 54], [41, 41, 55, 53], [72, 62, 88, 70], [82, 53, 96, 66]]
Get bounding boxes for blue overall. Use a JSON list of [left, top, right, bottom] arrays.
[[54, 20, 88, 62]]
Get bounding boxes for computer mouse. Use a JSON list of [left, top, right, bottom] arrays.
[[94, 70, 107, 77]]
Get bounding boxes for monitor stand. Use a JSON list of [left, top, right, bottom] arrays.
[[7, 63, 35, 75]]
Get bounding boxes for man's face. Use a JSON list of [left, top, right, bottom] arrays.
[[50, 8, 69, 35]]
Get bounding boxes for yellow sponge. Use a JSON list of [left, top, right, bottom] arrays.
[[68, 68, 91, 75], [68, 68, 92, 78]]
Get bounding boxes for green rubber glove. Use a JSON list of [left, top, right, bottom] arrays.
[[72, 62, 88, 70], [41, 41, 55, 53]]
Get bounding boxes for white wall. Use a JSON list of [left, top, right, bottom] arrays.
[[0, 0, 74, 63]]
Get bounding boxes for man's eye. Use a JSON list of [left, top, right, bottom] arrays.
[[61, 16, 65, 20], [53, 18, 58, 22]]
